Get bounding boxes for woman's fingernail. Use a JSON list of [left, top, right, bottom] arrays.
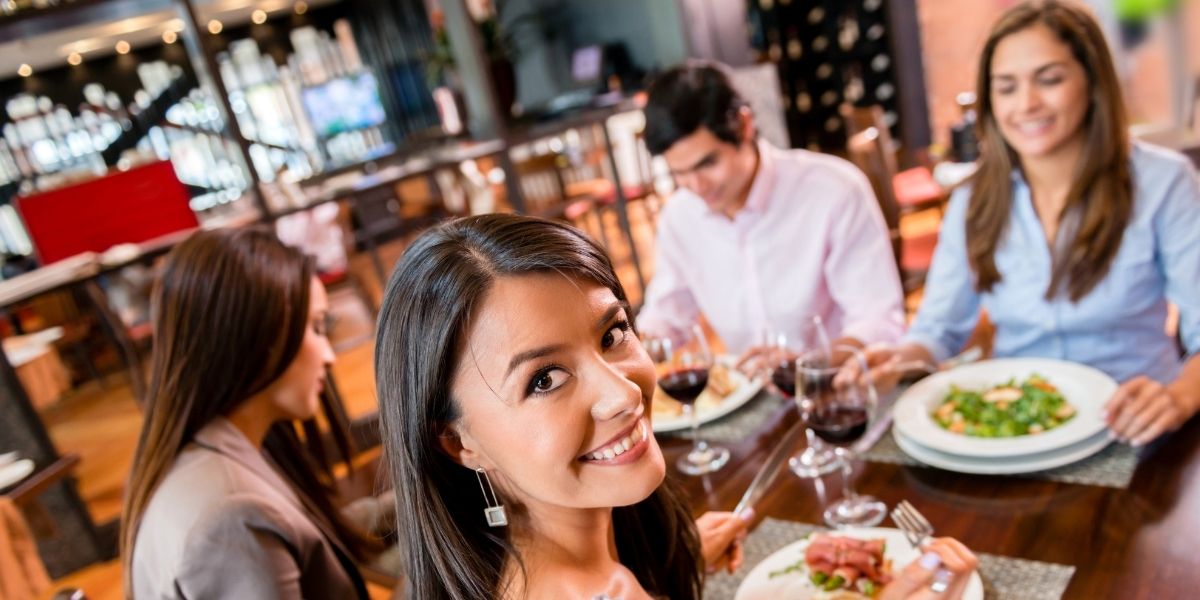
[[1107, 430, 1118, 441], [919, 552, 942, 571], [739, 507, 756, 522]]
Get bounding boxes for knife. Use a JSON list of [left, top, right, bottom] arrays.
[[733, 420, 808, 519]]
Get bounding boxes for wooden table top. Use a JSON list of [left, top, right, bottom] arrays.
[[659, 397, 1200, 599]]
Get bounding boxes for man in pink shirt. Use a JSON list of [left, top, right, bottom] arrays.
[[637, 63, 905, 359]]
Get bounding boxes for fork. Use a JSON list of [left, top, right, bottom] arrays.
[[890, 499, 934, 549], [891, 501, 953, 592]]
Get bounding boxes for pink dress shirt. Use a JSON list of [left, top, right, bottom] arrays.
[[638, 141, 905, 355]]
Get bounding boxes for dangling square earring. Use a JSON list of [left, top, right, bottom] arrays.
[[475, 467, 508, 527]]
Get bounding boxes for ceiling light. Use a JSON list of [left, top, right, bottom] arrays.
[[295, 1, 308, 15], [163, 30, 177, 44], [115, 40, 131, 54], [17, 64, 32, 77], [67, 52, 82, 66], [207, 19, 223, 34], [251, 9, 267, 24]]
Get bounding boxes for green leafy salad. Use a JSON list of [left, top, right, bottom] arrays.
[[933, 375, 1076, 437]]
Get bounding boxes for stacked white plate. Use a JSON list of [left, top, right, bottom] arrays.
[[891, 358, 1118, 474]]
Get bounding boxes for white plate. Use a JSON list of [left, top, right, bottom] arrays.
[[893, 427, 1112, 475], [0, 459, 35, 489], [652, 363, 763, 433], [736, 526, 984, 600], [0, 451, 17, 468], [893, 358, 1115, 458]]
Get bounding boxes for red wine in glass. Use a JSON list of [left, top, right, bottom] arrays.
[[772, 361, 796, 397], [810, 406, 869, 443], [659, 368, 709, 405]]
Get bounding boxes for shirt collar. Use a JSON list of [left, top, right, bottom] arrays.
[[741, 139, 778, 214], [700, 138, 778, 219]]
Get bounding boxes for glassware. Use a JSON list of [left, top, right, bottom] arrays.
[[761, 329, 797, 398], [790, 347, 842, 478], [787, 318, 841, 478], [817, 349, 886, 529], [644, 324, 730, 476]]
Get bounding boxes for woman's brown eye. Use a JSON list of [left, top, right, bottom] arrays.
[[534, 373, 553, 391]]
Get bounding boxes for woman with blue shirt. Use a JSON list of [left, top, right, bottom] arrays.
[[861, 1, 1200, 447]]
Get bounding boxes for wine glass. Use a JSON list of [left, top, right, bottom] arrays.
[[790, 347, 842, 478], [644, 324, 730, 476], [815, 349, 886, 529], [761, 329, 797, 398], [787, 318, 843, 478]]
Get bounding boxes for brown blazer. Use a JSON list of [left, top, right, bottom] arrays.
[[131, 418, 367, 599]]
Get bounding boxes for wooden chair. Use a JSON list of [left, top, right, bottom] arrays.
[[840, 104, 947, 216], [846, 127, 939, 293], [512, 151, 611, 245]]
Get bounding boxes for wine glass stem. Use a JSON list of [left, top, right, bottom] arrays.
[[686, 403, 705, 456], [839, 450, 857, 500], [805, 427, 823, 453]]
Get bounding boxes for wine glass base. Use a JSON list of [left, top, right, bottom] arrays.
[[823, 496, 887, 529], [676, 446, 731, 475], [788, 448, 840, 478]]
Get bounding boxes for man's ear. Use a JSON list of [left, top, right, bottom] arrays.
[[436, 421, 480, 468], [737, 105, 757, 144]]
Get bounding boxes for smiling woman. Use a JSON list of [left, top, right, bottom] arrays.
[[374, 215, 720, 599], [375, 215, 979, 600], [863, 0, 1200, 450]]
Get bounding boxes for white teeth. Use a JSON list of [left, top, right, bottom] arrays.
[[585, 419, 648, 461]]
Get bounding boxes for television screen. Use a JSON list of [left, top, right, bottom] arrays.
[[301, 72, 387, 138], [571, 45, 603, 85]]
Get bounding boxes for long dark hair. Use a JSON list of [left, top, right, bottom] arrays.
[[120, 228, 380, 595], [375, 214, 703, 599], [968, 0, 1132, 301]]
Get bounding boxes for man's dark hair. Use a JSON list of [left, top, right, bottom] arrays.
[[643, 62, 749, 155]]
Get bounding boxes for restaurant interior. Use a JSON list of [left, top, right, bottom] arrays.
[[1, 0, 1198, 598]]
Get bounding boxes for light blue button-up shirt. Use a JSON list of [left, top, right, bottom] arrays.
[[906, 142, 1200, 384]]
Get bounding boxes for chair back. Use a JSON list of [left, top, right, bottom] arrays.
[[846, 127, 903, 270]]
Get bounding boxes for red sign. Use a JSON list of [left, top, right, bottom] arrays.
[[16, 161, 199, 264]]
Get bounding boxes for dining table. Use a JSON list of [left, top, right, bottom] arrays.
[[658, 388, 1200, 599]]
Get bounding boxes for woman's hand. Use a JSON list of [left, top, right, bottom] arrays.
[[879, 537, 978, 600], [835, 345, 905, 395], [1104, 376, 1199, 447], [696, 510, 754, 574]]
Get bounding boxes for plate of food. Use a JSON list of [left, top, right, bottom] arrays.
[[735, 528, 984, 600], [652, 361, 763, 433], [893, 426, 1111, 475], [893, 358, 1115, 458]]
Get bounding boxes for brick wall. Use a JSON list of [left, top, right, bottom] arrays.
[[916, 0, 1199, 150]]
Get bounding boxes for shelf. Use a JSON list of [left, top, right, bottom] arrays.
[[0, 0, 173, 44]]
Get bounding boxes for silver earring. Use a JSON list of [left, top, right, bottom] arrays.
[[475, 467, 508, 527]]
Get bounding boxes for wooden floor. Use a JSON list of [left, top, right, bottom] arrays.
[[35, 198, 935, 598]]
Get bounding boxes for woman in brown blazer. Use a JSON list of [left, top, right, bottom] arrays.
[[120, 228, 382, 599]]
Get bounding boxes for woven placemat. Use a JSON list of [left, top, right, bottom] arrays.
[[861, 427, 1138, 489], [705, 518, 1075, 600], [659, 392, 787, 445]]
